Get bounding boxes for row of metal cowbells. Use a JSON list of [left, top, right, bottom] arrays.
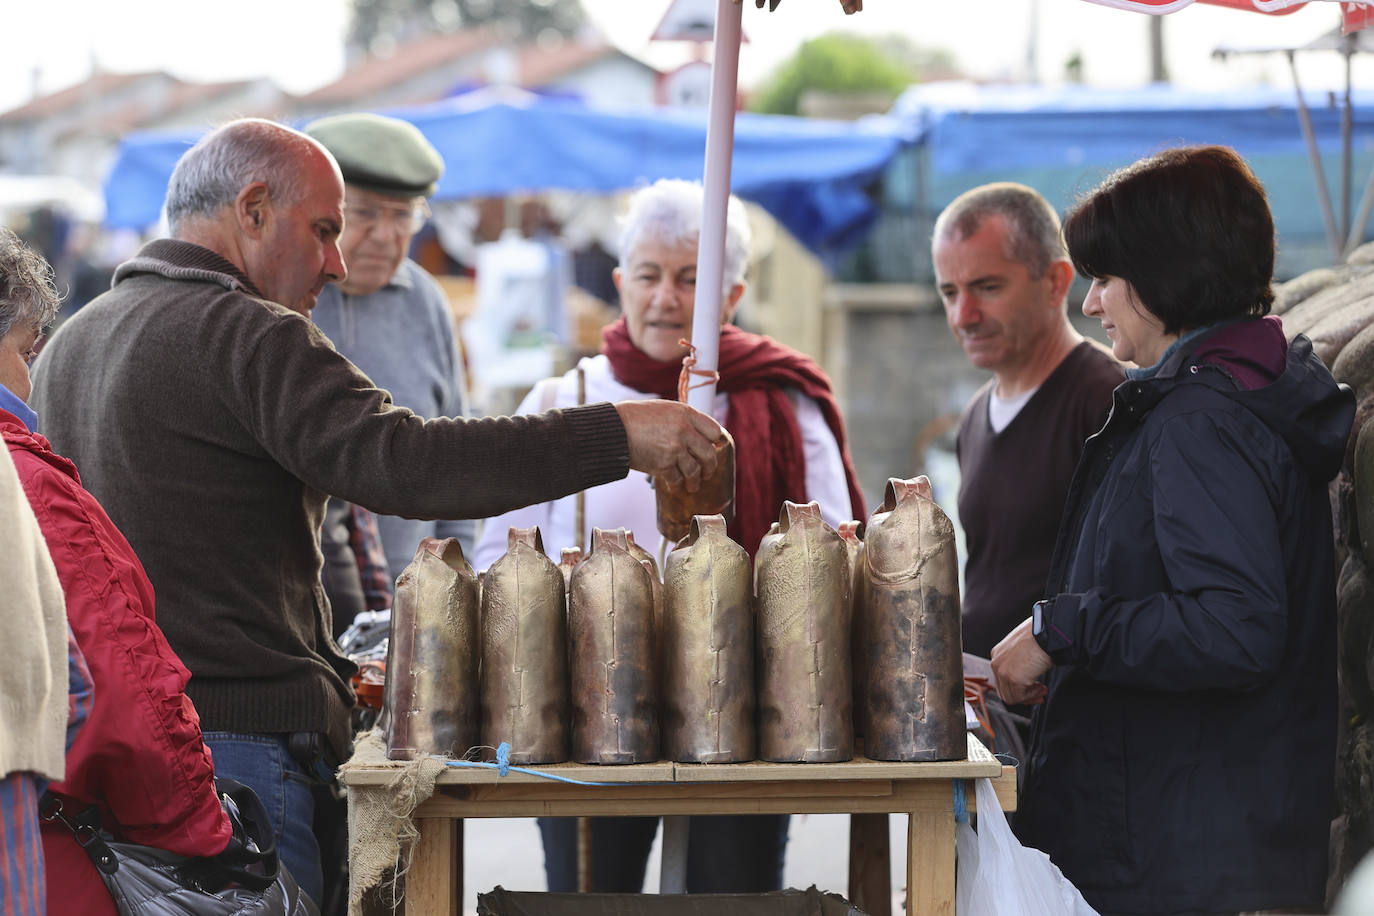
[[381, 476, 965, 765]]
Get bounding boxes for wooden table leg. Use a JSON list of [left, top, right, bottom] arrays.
[[405, 816, 461, 916], [576, 816, 592, 892], [848, 813, 891, 916], [905, 804, 955, 916]]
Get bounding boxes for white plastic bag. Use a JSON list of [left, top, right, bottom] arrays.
[[956, 777, 1100, 916]]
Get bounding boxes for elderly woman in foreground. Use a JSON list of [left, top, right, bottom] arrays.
[[473, 178, 867, 894], [992, 146, 1353, 915], [0, 397, 83, 916]]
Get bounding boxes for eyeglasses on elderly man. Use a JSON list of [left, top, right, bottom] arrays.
[[343, 196, 430, 235]]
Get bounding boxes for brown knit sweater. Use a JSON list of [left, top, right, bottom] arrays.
[[30, 239, 630, 759]]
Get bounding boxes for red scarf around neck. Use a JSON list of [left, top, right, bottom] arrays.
[[601, 317, 867, 556]]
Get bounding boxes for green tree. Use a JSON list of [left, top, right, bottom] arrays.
[[748, 32, 947, 117], [349, 0, 587, 55], [870, 34, 959, 82]]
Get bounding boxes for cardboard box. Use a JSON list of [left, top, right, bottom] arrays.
[[477, 886, 869, 916]]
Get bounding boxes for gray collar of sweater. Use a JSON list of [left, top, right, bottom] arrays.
[[115, 238, 267, 300]]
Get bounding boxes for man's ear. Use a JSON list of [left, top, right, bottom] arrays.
[[235, 182, 271, 237], [611, 266, 624, 301], [1047, 258, 1075, 308]]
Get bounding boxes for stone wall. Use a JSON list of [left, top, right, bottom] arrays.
[[826, 282, 1109, 511]]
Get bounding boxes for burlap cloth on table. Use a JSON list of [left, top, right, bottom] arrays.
[[340, 728, 447, 916]]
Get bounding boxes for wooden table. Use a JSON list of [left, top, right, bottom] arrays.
[[341, 734, 1016, 916]]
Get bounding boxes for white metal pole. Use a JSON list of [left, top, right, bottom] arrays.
[[685, 0, 743, 414]]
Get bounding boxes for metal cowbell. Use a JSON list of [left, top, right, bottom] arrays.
[[860, 477, 965, 762], [480, 526, 570, 765], [755, 501, 854, 762], [567, 527, 659, 763], [662, 515, 755, 763], [383, 536, 480, 761], [654, 430, 736, 543]]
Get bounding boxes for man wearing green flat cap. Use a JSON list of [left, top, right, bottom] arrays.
[[306, 113, 478, 591]]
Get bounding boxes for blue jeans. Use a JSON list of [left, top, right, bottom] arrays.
[[203, 732, 322, 905], [538, 814, 790, 893]]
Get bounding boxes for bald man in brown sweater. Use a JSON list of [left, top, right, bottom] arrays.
[[29, 117, 720, 901]]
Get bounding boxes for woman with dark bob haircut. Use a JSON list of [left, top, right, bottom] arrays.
[[991, 145, 1355, 915]]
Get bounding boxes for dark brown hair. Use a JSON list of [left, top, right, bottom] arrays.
[[1063, 145, 1274, 334]]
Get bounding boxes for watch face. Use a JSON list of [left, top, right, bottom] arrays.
[[1032, 600, 1045, 635]]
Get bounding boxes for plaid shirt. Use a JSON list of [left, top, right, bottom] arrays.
[[0, 774, 43, 916], [0, 627, 93, 916], [66, 625, 94, 753], [349, 504, 394, 612]]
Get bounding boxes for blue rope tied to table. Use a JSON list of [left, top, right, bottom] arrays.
[[953, 780, 968, 824], [495, 741, 511, 776], [434, 743, 672, 787]]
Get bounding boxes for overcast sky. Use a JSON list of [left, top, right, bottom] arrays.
[[1, 0, 1367, 115]]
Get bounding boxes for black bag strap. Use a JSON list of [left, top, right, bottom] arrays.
[[38, 791, 119, 875], [189, 777, 280, 892], [40, 779, 281, 894]]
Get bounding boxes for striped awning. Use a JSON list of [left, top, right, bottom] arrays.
[[1078, 0, 1372, 32]]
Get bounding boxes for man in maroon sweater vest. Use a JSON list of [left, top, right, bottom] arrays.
[[933, 183, 1122, 748]]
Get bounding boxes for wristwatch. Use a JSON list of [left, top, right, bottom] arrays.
[[1032, 598, 1049, 639]]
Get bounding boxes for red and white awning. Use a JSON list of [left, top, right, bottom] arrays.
[[1082, 0, 1309, 12], [1079, 0, 1372, 32]]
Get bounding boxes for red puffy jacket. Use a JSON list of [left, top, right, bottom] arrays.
[[1, 411, 232, 916]]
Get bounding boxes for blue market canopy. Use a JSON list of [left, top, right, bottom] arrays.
[[102, 90, 908, 261], [871, 81, 1374, 278], [893, 80, 1374, 186]]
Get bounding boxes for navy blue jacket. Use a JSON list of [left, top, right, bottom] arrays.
[[1016, 325, 1354, 915]]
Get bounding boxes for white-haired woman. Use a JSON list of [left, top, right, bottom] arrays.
[[472, 178, 867, 893]]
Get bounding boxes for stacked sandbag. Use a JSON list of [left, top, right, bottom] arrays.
[[1281, 266, 1374, 367], [1279, 261, 1374, 893]]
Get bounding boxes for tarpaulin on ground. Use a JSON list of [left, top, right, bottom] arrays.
[[101, 90, 908, 262]]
